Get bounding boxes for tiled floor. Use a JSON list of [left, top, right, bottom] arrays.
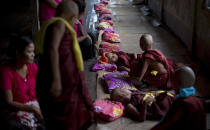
[[84, 0, 210, 129]]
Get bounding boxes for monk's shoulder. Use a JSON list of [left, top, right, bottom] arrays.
[[52, 21, 66, 32], [178, 96, 204, 110], [45, 21, 66, 36], [182, 96, 199, 103]]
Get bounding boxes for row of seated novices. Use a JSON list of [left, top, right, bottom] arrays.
[[92, 1, 207, 130], [0, 1, 207, 130]]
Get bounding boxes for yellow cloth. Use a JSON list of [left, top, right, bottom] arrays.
[[156, 90, 174, 97], [142, 93, 155, 106], [35, 17, 84, 71], [150, 70, 158, 76], [143, 91, 174, 106]]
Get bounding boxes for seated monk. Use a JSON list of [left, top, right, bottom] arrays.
[[151, 66, 206, 130], [35, 1, 94, 130], [99, 51, 141, 72], [130, 34, 179, 90], [110, 87, 175, 121]]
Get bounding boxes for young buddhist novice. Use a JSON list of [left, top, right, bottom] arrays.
[[130, 34, 178, 89], [35, 1, 94, 130], [110, 87, 175, 121], [151, 66, 206, 130], [110, 87, 147, 121], [99, 51, 140, 72]]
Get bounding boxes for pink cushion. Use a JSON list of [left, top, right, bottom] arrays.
[[92, 62, 117, 72], [93, 99, 124, 121], [102, 31, 120, 43]]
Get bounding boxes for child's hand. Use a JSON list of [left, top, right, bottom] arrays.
[[144, 95, 155, 104], [50, 80, 62, 98], [30, 105, 45, 124]]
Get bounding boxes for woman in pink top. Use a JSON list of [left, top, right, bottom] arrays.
[[39, 0, 62, 24], [0, 36, 45, 130], [74, 0, 96, 60]]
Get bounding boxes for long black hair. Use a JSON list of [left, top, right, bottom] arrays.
[[7, 34, 33, 62]]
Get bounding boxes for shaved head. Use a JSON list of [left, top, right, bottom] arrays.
[[175, 66, 196, 89], [56, 0, 79, 22], [111, 87, 132, 104], [140, 34, 154, 51]]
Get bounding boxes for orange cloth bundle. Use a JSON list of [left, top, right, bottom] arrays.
[[99, 53, 109, 64]]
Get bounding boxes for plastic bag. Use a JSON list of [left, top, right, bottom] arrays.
[[92, 62, 117, 72], [99, 42, 120, 53], [93, 99, 124, 121], [103, 71, 138, 93], [102, 31, 120, 43], [99, 14, 112, 20]]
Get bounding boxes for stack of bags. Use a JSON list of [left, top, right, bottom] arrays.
[[92, 0, 130, 122], [93, 0, 121, 72], [94, 1, 121, 55]]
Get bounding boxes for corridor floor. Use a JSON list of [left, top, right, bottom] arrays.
[[85, 0, 210, 129], [107, 0, 210, 97]]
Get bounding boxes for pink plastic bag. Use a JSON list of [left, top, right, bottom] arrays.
[[97, 28, 115, 34], [103, 28, 115, 33], [103, 71, 138, 93], [102, 31, 120, 43], [99, 20, 114, 26], [92, 62, 117, 72], [99, 8, 112, 15], [100, 43, 120, 53], [93, 99, 124, 121]]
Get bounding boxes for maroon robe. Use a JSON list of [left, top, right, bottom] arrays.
[[130, 91, 175, 120], [153, 96, 206, 130], [130, 49, 178, 89], [36, 27, 94, 130], [129, 54, 143, 77], [116, 51, 138, 71]]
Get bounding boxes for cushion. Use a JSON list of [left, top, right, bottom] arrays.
[[103, 71, 138, 93], [93, 99, 124, 121], [92, 62, 117, 72]]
